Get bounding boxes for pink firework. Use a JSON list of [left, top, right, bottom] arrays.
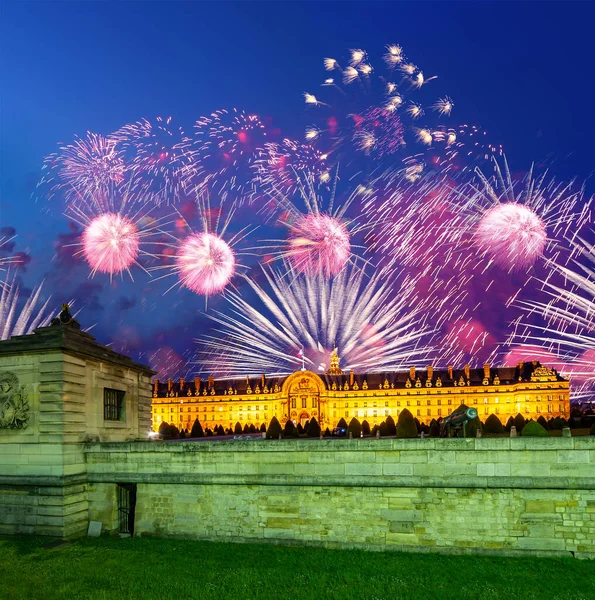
[[176, 232, 235, 295], [352, 107, 405, 157], [475, 203, 547, 272], [82, 213, 140, 275], [287, 213, 350, 277]]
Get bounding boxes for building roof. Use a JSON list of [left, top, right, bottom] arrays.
[[153, 360, 566, 398]]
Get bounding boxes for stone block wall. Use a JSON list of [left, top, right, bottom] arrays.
[[84, 437, 595, 557]]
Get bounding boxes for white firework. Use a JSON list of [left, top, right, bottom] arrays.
[[196, 263, 434, 377], [0, 274, 54, 340]]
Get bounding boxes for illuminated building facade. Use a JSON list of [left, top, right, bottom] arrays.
[[151, 351, 570, 432]]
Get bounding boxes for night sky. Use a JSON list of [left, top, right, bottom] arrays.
[[1, 1, 593, 379]]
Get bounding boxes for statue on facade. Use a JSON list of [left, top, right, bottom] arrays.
[[50, 303, 81, 329], [0, 371, 29, 430]]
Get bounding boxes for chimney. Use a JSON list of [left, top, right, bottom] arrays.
[[427, 366, 433, 380], [167, 378, 173, 391], [153, 379, 159, 393], [179, 377, 185, 389], [464, 364, 470, 380], [208, 375, 215, 390], [409, 366, 415, 380], [483, 363, 490, 378], [194, 377, 200, 391], [448, 366, 453, 380], [261, 374, 265, 387], [349, 370, 354, 386]]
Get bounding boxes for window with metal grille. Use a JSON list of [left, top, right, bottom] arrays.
[[104, 388, 125, 421], [117, 483, 137, 535]]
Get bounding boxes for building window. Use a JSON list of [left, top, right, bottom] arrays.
[[354, 402, 358, 408], [484, 407, 489, 415], [291, 398, 296, 409], [345, 411, 349, 418], [547, 395, 552, 402], [345, 402, 349, 408], [385, 409, 389, 416], [333, 403, 337, 408], [438, 409, 442, 416], [417, 400, 421, 406], [313, 398, 318, 408], [385, 402, 389, 407], [427, 409, 431, 416], [417, 409, 421, 416], [448, 399, 452, 406], [104, 388, 125, 421], [484, 398, 488, 404], [437, 399, 441, 406]]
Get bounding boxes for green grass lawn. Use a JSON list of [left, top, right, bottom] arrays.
[[1, 536, 594, 600]]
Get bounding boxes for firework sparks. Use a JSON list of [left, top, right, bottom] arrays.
[[253, 138, 330, 199], [287, 213, 351, 277], [197, 263, 433, 376], [112, 116, 194, 205], [38, 132, 125, 204], [82, 213, 140, 276], [0, 274, 53, 340], [512, 233, 594, 393], [189, 109, 268, 203], [151, 193, 250, 297], [467, 157, 591, 273]]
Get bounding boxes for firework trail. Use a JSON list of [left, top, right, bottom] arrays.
[[0, 273, 54, 340], [510, 233, 594, 397], [38, 132, 125, 205], [196, 262, 435, 377], [188, 109, 269, 204], [112, 116, 195, 205], [150, 193, 252, 296]]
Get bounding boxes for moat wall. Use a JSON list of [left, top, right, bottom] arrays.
[[85, 437, 595, 558]]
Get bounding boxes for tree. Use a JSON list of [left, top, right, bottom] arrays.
[[505, 416, 514, 432], [385, 415, 396, 436], [361, 420, 371, 436], [428, 419, 440, 437], [260, 423, 267, 433], [413, 418, 422, 434], [248, 424, 256, 433], [158, 421, 169, 436], [483, 414, 504, 434], [521, 420, 548, 437], [226, 427, 233, 435], [179, 429, 186, 439], [284, 419, 295, 437], [297, 423, 304, 435], [590, 422, 595, 436], [378, 421, 388, 437], [163, 424, 179, 440], [234, 422, 243, 435], [396, 409, 417, 439], [307, 417, 321, 437], [303, 420, 310, 432], [243, 423, 250, 434], [347, 417, 362, 438], [266, 417, 282, 439], [513, 413, 526, 433], [336, 418, 348, 429], [205, 428, 214, 437], [537, 416, 548, 430], [323, 427, 331, 437], [190, 418, 204, 438], [371, 424, 379, 437]]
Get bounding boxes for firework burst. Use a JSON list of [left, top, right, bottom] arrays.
[[197, 263, 433, 377], [189, 109, 269, 204], [65, 182, 165, 280], [38, 132, 125, 204], [112, 116, 194, 205], [151, 193, 252, 297], [253, 138, 330, 199], [302, 42, 460, 178], [465, 157, 591, 273]]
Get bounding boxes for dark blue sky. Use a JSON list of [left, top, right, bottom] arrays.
[[0, 1, 593, 375]]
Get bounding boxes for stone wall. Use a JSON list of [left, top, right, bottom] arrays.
[[0, 324, 153, 537], [85, 437, 595, 557]]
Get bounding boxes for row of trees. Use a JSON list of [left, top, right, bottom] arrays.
[[157, 408, 595, 440]]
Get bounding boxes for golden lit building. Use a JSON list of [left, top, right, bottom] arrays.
[[151, 351, 570, 432]]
